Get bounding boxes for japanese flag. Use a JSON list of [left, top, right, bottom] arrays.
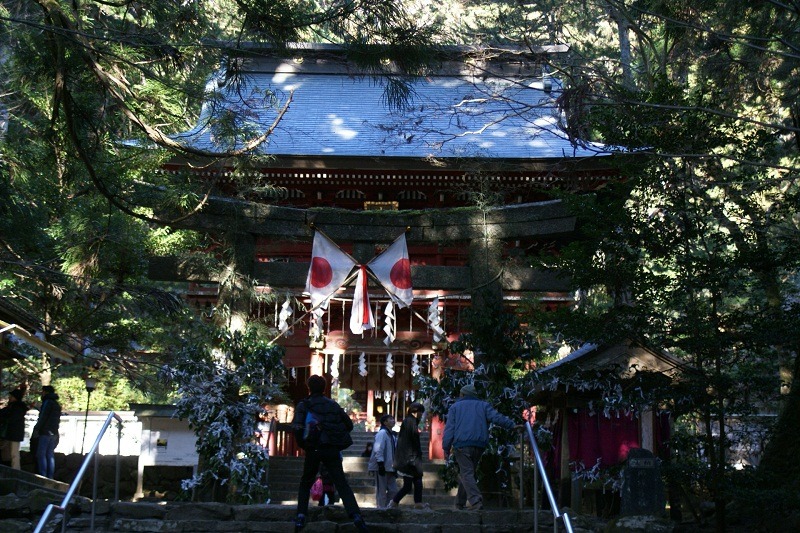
[[368, 233, 413, 308], [350, 265, 375, 334], [304, 231, 357, 308]]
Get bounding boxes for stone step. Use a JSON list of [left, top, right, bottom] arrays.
[[45, 501, 567, 532], [268, 458, 445, 480], [269, 477, 452, 492], [2, 494, 607, 532], [267, 454, 457, 510], [270, 456, 442, 469], [267, 481, 457, 502], [268, 492, 459, 508], [268, 469, 447, 482], [0, 464, 70, 497], [343, 431, 431, 457], [268, 457, 449, 492]]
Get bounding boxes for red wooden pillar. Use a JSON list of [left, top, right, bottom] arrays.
[[429, 415, 445, 460], [367, 390, 374, 425], [310, 351, 324, 377], [268, 419, 277, 457]]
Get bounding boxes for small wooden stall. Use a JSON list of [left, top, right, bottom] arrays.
[[531, 340, 686, 515], [131, 404, 198, 499]]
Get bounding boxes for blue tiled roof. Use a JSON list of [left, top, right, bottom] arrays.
[[172, 58, 613, 161]]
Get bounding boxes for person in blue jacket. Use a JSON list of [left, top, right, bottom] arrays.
[[442, 383, 516, 510]]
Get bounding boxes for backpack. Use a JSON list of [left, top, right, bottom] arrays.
[[303, 402, 323, 446]]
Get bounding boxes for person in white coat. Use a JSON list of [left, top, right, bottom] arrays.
[[367, 414, 398, 508]]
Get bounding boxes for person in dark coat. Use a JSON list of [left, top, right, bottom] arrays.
[[291, 375, 367, 532], [388, 402, 429, 510], [0, 388, 29, 469], [32, 385, 61, 479], [360, 442, 373, 457]]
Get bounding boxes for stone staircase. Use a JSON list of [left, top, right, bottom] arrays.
[[0, 464, 70, 499], [267, 430, 453, 508], [268, 456, 456, 508], [344, 430, 430, 458], [1, 499, 605, 532], [0, 460, 609, 532], [344, 430, 381, 458]]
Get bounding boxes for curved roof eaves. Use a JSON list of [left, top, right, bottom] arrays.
[[172, 68, 615, 161]]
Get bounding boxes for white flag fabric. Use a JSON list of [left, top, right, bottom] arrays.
[[304, 231, 357, 308], [368, 233, 413, 308], [350, 265, 375, 334]]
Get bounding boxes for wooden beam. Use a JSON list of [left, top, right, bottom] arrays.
[[155, 196, 576, 242], [147, 197, 576, 292], [0, 320, 75, 363], [148, 258, 571, 292]]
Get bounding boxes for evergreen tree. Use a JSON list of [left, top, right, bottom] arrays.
[[0, 0, 440, 384]]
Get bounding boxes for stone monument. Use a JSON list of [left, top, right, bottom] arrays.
[[620, 448, 666, 516]]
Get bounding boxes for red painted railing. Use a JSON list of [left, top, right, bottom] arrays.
[[268, 420, 303, 457]]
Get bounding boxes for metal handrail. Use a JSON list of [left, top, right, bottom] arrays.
[[522, 421, 574, 533], [33, 411, 124, 533]]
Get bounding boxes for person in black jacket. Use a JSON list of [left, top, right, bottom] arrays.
[[32, 385, 61, 479], [0, 388, 29, 469], [388, 402, 429, 509], [291, 375, 367, 533]]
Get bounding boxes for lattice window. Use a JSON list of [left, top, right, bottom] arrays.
[[255, 187, 288, 199], [397, 190, 427, 201], [335, 189, 366, 199], [255, 188, 306, 200]]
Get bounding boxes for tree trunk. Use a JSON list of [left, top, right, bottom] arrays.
[[217, 231, 256, 332], [753, 259, 800, 490], [605, 1, 635, 90], [758, 350, 800, 489], [468, 229, 504, 367]]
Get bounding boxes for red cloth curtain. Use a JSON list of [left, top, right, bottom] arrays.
[[583, 411, 638, 467], [546, 409, 670, 476]]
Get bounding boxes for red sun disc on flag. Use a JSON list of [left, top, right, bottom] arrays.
[[390, 259, 412, 289], [310, 257, 333, 288]]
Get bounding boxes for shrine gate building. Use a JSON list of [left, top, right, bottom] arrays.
[[148, 43, 621, 434]]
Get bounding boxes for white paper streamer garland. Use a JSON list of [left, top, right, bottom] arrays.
[[329, 353, 340, 383], [309, 307, 325, 343], [383, 301, 396, 346], [428, 297, 445, 342], [386, 353, 394, 378], [278, 297, 294, 335], [358, 352, 368, 377]]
